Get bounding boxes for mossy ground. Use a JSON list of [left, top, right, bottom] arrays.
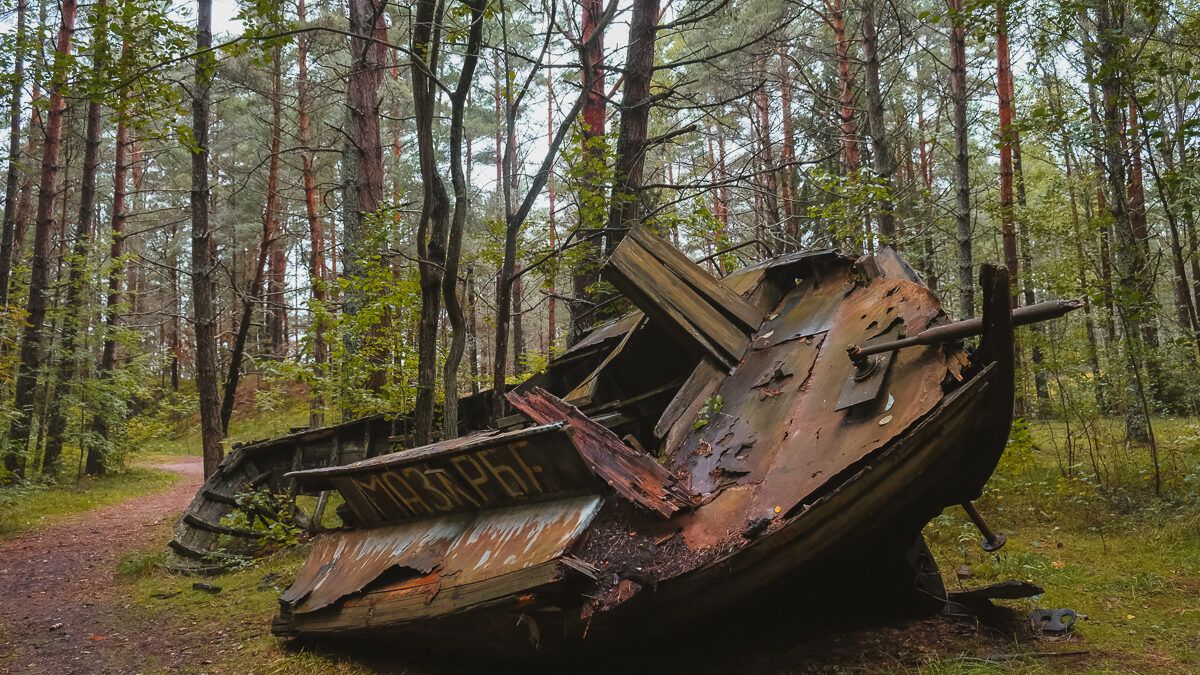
[[0, 465, 181, 538]]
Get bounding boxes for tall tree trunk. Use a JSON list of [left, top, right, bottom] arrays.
[[442, 0, 485, 439], [44, 0, 109, 475], [1013, 130, 1050, 404], [1063, 131, 1103, 400], [996, 0, 1019, 306], [297, 0, 327, 425], [752, 55, 780, 236], [1140, 101, 1200, 356], [512, 261, 525, 372], [412, 0, 451, 444], [1096, 1, 1156, 448], [264, 46, 285, 357], [947, 0, 973, 317], [92, 35, 133, 469], [0, 0, 28, 308], [825, 0, 860, 175], [467, 266, 480, 395], [916, 91, 938, 290], [546, 66, 558, 352], [1121, 93, 1164, 403], [605, 0, 660, 253], [343, 0, 387, 394], [777, 50, 798, 245], [861, 0, 895, 241], [568, 0, 607, 343], [4, 0, 77, 481], [191, 0, 224, 478], [1085, 72, 1118, 347]]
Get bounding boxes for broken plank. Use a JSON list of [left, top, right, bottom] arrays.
[[565, 315, 643, 406], [606, 257, 733, 368], [506, 387, 692, 518], [654, 357, 724, 439], [607, 240, 746, 366], [628, 226, 762, 331], [615, 242, 749, 359]]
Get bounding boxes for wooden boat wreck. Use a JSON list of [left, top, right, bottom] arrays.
[[179, 227, 1082, 651]]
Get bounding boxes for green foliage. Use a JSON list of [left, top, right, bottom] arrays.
[[806, 168, 895, 250], [296, 212, 424, 420], [221, 488, 301, 548], [693, 394, 724, 430]]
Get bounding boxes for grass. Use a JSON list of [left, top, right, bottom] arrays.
[[0, 465, 181, 539], [116, 534, 387, 674], [917, 416, 1200, 673], [141, 383, 315, 458]]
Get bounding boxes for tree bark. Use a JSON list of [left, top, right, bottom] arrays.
[[191, 0, 224, 478], [604, 0, 661, 253], [862, 0, 895, 241], [546, 67, 559, 352], [777, 50, 799, 244], [342, 0, 388, 394], [825, 0, 860, 175], [297, 0, 327, 424], [0, 0, 28, 308], [755, 56, 780, 237], [412, 0, 451, 444], [92, 35, 133, 469], [220, 48, 281, 434], [996, 1, 1019, 307], [4, 0, 77, 481], [441, 0, 486, 439], [947, 0, 973, 318], [264, 45, 286, 358], [568, 0, 607, 343]]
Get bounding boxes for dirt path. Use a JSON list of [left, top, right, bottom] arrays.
[[0, 457, 203, 674]]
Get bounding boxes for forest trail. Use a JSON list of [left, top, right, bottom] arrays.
[[0, 457, 203, 674]]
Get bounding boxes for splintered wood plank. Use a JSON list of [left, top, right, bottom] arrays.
[[629, 226, 762, 330], [608, 240, 747, 366], [654, 357, 724, 439], [506, 387, 692, 518], [606, 253, 731, 368]]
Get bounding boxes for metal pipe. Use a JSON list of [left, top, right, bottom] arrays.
[[961, 501, 1006, 552], [848, 298, 1083, 361]]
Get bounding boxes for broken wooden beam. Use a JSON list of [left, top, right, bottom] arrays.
[[603, 227, 763, 369], [506, 387, 692, 518]]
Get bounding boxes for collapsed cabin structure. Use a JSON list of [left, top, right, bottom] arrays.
[[170, 228, 1078, 653]]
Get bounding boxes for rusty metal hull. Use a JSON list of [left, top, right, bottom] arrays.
[[271, 240, 1040, 654]]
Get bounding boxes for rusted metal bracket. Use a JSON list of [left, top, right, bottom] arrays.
[[845, 299, 1083, 363]]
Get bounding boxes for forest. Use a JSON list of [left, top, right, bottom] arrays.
[[2, 0, 1200, 670]]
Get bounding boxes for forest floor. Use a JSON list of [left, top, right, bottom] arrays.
[[2, 402, 1200, 673]]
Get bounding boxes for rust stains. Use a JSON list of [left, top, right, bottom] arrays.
[[282, 495, 602, 616], [506, 388, 693, 518]]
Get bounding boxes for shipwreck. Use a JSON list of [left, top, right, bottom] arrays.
[[169, 227, 1079, 653]]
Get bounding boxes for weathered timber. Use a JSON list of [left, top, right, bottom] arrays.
[[654, 357, 723, 439], [506, 387, 692, 518], [604, 231, 752, 367], [627, 226, 763, 330]]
